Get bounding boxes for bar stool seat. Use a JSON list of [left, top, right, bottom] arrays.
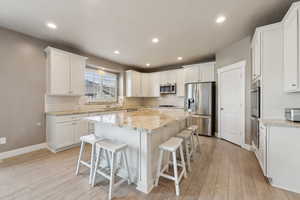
[[92, 139, 131, 200], [160, 137, 183, 151], [76, 134, 104, 184], [155, 137, 187, 196]]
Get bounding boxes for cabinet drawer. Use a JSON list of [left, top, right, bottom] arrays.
[[55, 114, 88, 123]]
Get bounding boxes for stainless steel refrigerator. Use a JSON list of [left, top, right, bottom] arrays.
[[184, 82, 215, 136]]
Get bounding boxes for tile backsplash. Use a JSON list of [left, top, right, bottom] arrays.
[[45, 94, 184, 112]]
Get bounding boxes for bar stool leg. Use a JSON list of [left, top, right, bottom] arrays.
[[179, 145, 187, 178], [190, 134, 195, 159], [195, 132, 200, 152], [122, 151, 131, 184], [155, 149, 163, 187], [185, 139, 191, 172], [92, 148, 102, 187], [105, 150, 111, 169], [76, 141, 85, 175], [89, 144, 96, 184], [172, 151, 180, 196], [108, 152, 116, 200]]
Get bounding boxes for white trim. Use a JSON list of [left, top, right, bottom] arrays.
[[242, 144, 253, 151], [214, 132, 220, 138], [270, 183, 300, 195], [217, 60, 246, 148], [0, 143, 47, 160]]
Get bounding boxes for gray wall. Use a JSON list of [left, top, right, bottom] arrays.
[[215, 36, 252, 144], [0, 27, 130, 153]]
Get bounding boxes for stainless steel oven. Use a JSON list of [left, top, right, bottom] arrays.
[[251, 81, 260, 118], [251, 81, 260, 148]]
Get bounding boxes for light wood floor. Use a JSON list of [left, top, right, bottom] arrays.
[[1, 137, 300, 200]]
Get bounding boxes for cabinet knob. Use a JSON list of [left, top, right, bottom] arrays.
[[291, 84, 297, 87]]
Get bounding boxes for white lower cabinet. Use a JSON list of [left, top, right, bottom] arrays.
[[256, 123, 267, 176], [55, 122, 76, 149], [257, 122, 300, 193], [46, 114, 89, 152]]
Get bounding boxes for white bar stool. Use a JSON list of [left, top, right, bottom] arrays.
[[176, 129, 194, 172], [92, 139, 131, 200], [76, 134, 104, 184], [187, 125, 200, 154], [155, 137, 187, 196]]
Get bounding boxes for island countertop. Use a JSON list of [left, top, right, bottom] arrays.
[[84, 108, 190, 131]]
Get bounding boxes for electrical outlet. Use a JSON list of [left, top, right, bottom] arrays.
[[0, 137, 6, 144]]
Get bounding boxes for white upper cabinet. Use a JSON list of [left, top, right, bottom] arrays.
[[159, 70, 176, 84], [199, 62, 215, 82], [70, 55, 86, 95], [184, 65, 200, 83], [141, 73, 150, 97], [149, 72, 160, 97], [184, 62, 215, 83], [126, 70, 141, 97], [176, 69, 185, 97], [283, 7, 299, 92], [252, 31, 261, 81], [45, 47, 87, 96]]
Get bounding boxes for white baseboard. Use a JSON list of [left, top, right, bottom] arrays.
[[0, 143, 47, 160], [242, 144, 253, 151]]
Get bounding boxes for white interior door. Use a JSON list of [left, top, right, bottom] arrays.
[[218, 62, 245, 146]]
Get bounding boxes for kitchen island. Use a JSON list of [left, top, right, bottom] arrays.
[[85, 108, 190, 193]]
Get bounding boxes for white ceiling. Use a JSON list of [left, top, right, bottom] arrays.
[[0, 0, 294, 68]]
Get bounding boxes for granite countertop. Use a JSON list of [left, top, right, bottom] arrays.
[[46, 107, 125, 116], [260, 119, 300, 128], [45, 106, 184, 116], [84, 109, 190, 131]]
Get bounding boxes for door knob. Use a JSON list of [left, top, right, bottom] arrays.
[[221, 107, 224, 111]]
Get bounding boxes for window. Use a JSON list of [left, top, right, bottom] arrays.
[[85, 67, 118, 103]]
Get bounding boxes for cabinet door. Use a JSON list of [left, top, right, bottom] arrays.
[[55, 122, 75, 148], [126, 70, 133, 97], [74, 119, 89, 144], [168, 70, 177, 83], [200, 63, 215, 82], [284, 10, 299, 92], [49, 51, 70, 95], [251, 43, 256, 80], [184, 66, 199, 83], [126, 70, 141, 97], [134, 71, 142, 97], [176, 69, 185, 96], [70, 55, 86, 95], [159, 71, 167, 84], [254, 33, 261, 79], [149, 72, 160, 97], [141, 73, 150, 97], [259, 124, 267, 176]]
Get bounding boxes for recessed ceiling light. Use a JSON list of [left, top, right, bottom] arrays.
[[114, 50, 120, 54], [216, 15, 226, 24], [177, 57, 183, 61], [146, 63, 151, 67], [152, 38, 159, 43], [46, 22, 57, 29]]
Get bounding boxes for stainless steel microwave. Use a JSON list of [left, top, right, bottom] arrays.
[[160, 83, 176, 94]]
